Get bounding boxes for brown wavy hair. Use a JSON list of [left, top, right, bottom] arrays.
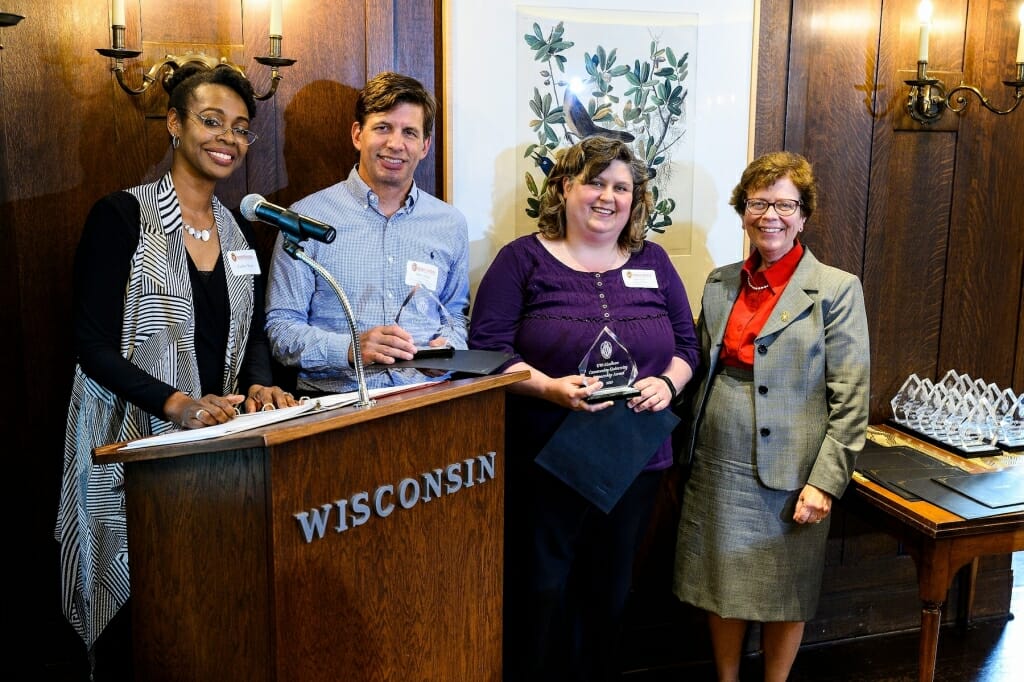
[[355, 71, 436, 139], [536, 136, 652, 252], [729, 151, 817, 220]]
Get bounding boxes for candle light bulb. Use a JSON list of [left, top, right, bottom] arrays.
[[918, 1, 933, 23], [917, 1, 933, 63], [270, 0, 283, 37], [112, 0, 125, 27], [1016, 3, 1023, 64]]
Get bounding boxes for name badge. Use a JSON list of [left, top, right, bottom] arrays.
[[227, 249, 261, 276], [622, 269, 658, 288], [405, 260, 439, 291]]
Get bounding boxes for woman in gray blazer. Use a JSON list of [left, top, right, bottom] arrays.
[[672, 151, 870, 682]]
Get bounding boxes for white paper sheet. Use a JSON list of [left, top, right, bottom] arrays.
[[119, 380, 441, 450]]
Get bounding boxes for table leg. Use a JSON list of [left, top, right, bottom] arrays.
[[955, 557, 979, 629], [917, 599, 942, 682], [913, 542, 955, 682]]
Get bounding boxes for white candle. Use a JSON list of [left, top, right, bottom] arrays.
[[918, 1, 933, 63], [112, 0, 125, 27], [1016, 4, 1024, 64], [270, 0, 283, 37]]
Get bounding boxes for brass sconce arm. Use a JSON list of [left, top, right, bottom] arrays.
[[945, 66, 1024, 115], [906, 62, 1024, 125], [96, 25, 296, 101], [253, 36, 297, 101]]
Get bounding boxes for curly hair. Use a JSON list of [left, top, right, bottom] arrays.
[[166, 62, 257, 120], [729, 151, 817, 220], [355, 71, 436, 138], [536, 136, 652, 252]]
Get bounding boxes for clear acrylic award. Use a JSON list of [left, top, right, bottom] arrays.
[[578, 326, 640, 403], [395, 284, 456, 358]]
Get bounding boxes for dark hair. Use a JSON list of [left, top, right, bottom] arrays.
[[355, 71, 436, 138], [165, 62, 258, 120], [729, 151, 817, 220], [536, 136, 652, 252]]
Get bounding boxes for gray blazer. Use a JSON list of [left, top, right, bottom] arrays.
[[682, 247, 870, 498]]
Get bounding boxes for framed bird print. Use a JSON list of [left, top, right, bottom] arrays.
[[444, 0, 756, 313]]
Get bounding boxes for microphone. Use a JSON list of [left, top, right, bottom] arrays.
[[240, 194, 336, 244]]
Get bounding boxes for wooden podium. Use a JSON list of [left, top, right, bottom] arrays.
[[94, 373, 526, 682]]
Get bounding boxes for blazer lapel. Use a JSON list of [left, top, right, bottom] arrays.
[[758, 249, 820, 339]]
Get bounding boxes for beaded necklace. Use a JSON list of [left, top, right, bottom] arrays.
[[744, 270, 770, 291], [183, 222, 213, 242]]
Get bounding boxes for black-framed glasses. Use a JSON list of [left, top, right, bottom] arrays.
[[186, 110, 258, 146], [744, 198, 802, 217]]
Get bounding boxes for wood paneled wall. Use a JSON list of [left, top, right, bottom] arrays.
[[757, 0, 1023, 414], [3, 0, 1021, 675]]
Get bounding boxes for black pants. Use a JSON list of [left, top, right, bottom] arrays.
[[504, 465, 663, 682]]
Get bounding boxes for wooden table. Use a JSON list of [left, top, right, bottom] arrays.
[[844, 424, 1024, 682]]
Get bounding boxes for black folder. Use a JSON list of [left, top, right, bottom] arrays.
[[932, 469, 1024, 508], [534, 401, 679, 514], [389, 349, 513, 375]]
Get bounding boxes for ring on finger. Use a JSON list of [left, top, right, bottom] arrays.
[[195, 408, 206, 420]]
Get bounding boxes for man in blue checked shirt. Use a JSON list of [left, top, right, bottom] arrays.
[[265, 72, 470, 395]]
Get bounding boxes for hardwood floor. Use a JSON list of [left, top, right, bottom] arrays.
[[621, 552, 1024, 681], [41, 551, 1022, 680]]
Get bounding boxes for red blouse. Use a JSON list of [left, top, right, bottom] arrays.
[[719, 240, 804, 369]]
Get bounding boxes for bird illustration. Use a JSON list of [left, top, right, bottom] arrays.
[[563, 88, 635, 143], [531, 152, 554, 176]]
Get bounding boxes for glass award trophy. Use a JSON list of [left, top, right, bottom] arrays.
[[578, 326, 640, 403], [395, 284, 456, 358]]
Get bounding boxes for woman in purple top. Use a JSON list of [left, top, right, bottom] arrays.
[[469, 136, 699, 681]]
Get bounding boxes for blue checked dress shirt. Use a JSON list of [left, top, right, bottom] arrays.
[[265, 166, 470, 394]]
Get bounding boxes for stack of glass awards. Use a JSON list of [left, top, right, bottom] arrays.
[[890, 370, 1024, 456]]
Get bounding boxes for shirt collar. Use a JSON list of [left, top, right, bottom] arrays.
[[348, 164, 420, 214], [741, 239, 804, 288]]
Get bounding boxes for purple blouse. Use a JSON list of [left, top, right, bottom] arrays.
[[469, 233, 699, 471]]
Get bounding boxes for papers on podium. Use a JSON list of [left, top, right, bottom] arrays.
[[120, 381, 440, 450]]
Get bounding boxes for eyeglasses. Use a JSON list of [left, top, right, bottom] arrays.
[[186, 110, 258, 146], [744, 198, 802, 217]]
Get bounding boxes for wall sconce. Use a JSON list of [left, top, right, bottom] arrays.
[[905, 1, 1024, 125], [96, 0, 295, 101], [0, 11, 24, 50]]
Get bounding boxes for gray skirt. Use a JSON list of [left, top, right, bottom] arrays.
[[673, 368, 829, 622]]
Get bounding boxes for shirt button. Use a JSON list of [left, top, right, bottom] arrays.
[[760, 427, 771, 437], [597, 281, 603, 287], [758, 385, 768, 395], [603, 312, 610, 318], [595, 273, 602, 278], [757, 344, 768, 355], [387, 291, 393, 299], [601, 304, 608, 309], [599, 293, 605, 299]]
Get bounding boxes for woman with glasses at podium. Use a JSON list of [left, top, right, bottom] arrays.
[[672, 151, 870, 682], [55, 63, 296, 680], [469, 136, 699, 681]]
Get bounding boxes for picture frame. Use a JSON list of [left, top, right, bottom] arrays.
[[444, 0, 757, 310]]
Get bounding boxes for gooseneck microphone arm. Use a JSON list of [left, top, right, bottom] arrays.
[[280, 238, 374, 409]]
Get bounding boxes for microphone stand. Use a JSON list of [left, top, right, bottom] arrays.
[[281, 237, 374, 408]]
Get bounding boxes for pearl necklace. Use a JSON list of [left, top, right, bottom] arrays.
[[744, 271, 770, 291], [183, 222, 213, 242]]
